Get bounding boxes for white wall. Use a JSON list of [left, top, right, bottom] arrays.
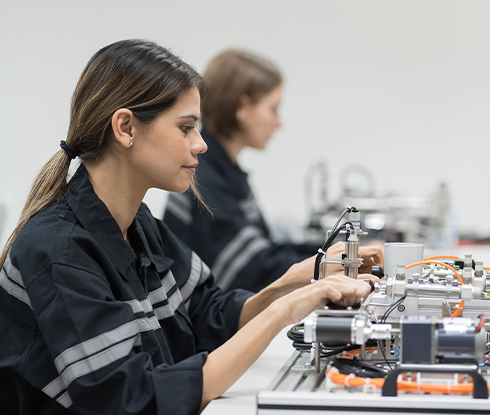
[[2, 0, 490, 246]]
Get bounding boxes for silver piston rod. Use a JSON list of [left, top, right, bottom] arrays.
[[406, 282, 461, 298], [344, 209, 363, 279]]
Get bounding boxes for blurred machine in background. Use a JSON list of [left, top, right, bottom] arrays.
[[304, 162, 458, 248]]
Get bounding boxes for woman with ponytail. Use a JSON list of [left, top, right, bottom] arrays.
[[0, 39, 378, 415]]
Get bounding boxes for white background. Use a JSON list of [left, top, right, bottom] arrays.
[[2, 0, 490, 246]]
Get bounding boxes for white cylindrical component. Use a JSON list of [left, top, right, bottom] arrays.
[[384, 243, 424, 280]]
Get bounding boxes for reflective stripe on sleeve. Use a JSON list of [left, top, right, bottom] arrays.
[[123, 298, 153, 314], [152, 287, 183, 321], [54, 320, 140, 387], [212, 226, 271, 290], [60, 334, 138, 388], [42, 376, 72, 409], [0, 254, 31, 307], [180, 253, 210, 303]]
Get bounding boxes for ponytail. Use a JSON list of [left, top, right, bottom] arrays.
[[0, 150, 72, 268]]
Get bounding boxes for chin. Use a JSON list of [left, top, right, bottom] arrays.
[[175, 183, 191, 193], [158, 181, 190, 194], [250, 142, 268, 150]]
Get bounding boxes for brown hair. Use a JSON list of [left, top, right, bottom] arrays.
[[1, 39, 207, 268], [201, 49, 282, 139]]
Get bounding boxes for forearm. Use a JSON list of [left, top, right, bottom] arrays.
[[200, 274, 375, 411], [237, 264, 308, 329], [200, 303, 284, 411]]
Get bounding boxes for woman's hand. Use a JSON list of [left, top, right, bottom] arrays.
[[238, 243, 383, 328], [205, 272, 379, 409], [271, 273, 376, 327], [359, 241, 384, 272], [275, 242, 384, 291]]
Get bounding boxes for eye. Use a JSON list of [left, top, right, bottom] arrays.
[[180, 125, 195, 136]]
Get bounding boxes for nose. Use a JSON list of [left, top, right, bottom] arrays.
[[192, 131, 207, 155]]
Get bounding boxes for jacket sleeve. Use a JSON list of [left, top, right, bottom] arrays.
[[187, 277, 252, 353], [150, 212, 254, 353], [26, 262, 205, 415], [164, 188, 319, 293]]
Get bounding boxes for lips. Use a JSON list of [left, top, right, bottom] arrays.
[[183, 163, 199, 169], [182, 162, 198, 174]]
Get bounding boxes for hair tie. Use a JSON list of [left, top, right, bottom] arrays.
[[60, 140, 80, 160]]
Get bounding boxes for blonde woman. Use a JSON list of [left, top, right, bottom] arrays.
[[164, 50, 382, 293]]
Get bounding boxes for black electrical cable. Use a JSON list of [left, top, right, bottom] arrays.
[[331, 206, 354, 235], [381, 296, 406, 323], [374, 296, 406, 371], [313, 222, 351, 281], [287, 323, 380, 358], [332, 356, 389, 378], [377, 340, 393, 371], [322, 340, 378, 358], [312, 206, 356, 282]]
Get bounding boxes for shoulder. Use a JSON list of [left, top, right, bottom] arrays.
[[10, 203, 105, 286]]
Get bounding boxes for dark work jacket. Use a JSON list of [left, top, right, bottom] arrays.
[[163, 129, 318, 293], [0, 164, 251, 415]]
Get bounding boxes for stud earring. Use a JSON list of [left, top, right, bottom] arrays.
[[129, 141, 133, 147]]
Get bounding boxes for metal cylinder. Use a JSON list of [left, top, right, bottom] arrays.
[[314, 317, 354, 346], [344, 239, 359, 279], [406, 283, 461, 299], [436, 320, 486, 364]]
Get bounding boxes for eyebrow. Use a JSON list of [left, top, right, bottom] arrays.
[[179, 115, 199, 121]]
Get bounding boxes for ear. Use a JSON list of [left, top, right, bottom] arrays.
[[235, 95, 252, 123], [111, 109, 136, 149]]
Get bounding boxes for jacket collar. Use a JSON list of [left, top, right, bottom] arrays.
[[66, 164, 170, 275]]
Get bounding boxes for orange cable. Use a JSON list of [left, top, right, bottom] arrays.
[[327, 372, 490, 395], [341, 347, 377, 360], [424, 255, 460, 261]]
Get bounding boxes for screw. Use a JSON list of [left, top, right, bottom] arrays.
[[397, 304, 405, 312]]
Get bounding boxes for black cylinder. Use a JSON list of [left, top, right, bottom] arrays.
[[437, 328, 476, 364], [315, 317, 353, 346]]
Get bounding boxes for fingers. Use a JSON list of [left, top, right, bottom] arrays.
[[357, 273, 380, 285], [358, 245, 384, 267], [321, 274, 372, 305], [317, 281, 342, 304], [277, 273, 375, 325], [325, 242, 384, 269]]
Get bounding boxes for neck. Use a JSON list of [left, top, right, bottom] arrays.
[[84, 157, 147, 241]]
